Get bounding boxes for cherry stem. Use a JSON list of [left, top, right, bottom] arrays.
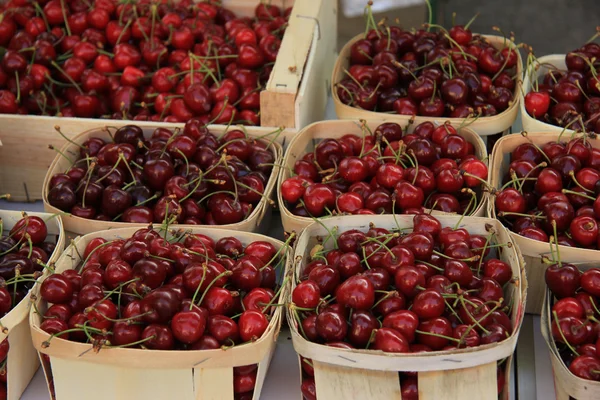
[[552, 220, 562, 267], [108, 334, 156, 349], [458, 296, 491, 335], [561, 188, 595, 200], [433, 250, 479, 263], [100, 278, 140, 302], [424, 0, 433, 32], [464, 12, 480, 30], [476, 231, 495, 275], [415, 329, 462, 343], [263, 232, 295, 271], [261, 276, 289, 314], [195, 270, 233, 307], [517, 162, 548, 192], [363, 1, 380, 38], [552, 310, 579, 356], [371, 291, 398, 310], [343, 68, 365, 90], [498, 211, 545, 219]]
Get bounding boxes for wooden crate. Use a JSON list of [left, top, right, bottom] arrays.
[[0, 210, 65, 400], [42, 125, 282, 235], [277, 119, 490, 234], [287, 214, 527, 400], [521, 54, 572, 134], [488, 132, 600, 314], [29, 226, 290, 400], [331, 34, 522, 137], [0, 0, 338, 201], [541, 287, 600, 399]]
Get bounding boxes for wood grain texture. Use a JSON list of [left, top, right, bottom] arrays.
[[194, 367, 233, 400], [260, 91, 297, 129], [418, 363, 497, 400], [313, 361, 401, 400]]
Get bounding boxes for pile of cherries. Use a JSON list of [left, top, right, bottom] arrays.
[[0, 0, 290, 125], [46, 120, 276, 225], [0, 214, 55, 316], [494, 134, 600, 249], [546, 263, 600, 382], [37, 227, 287, 398], [280, 121, 488, 217], [290, 215, 515, 399], [334, 4, 518, 118], [524, 37, 600, 133]]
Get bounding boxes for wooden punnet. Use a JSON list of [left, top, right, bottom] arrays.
[[30, 226, 291, 400], [332, 35, 522, 137], [488, 131, 600, 314], [43, 125, 282, 235], [0, 210, 65, 400], [287, 214, 527, 400], [521, 54, 573, 135], [278, 119, 489, 234], [541, 287, 600, 399]]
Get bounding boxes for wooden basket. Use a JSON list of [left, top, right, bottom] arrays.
[[332, 34, 523, 137], [0, 0, 338, 202], [520, 54, 570, 134], [29, 226, 290, 400], [0, 210, 65, 400], [42, 125, 282, 235], [541, 285, 600, 399], [287, 214, 527, 400], [278, 119, 490, 234], [487, 131, 600, 314]]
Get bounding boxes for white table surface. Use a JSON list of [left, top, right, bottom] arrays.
[[5, 97, 558, 400]]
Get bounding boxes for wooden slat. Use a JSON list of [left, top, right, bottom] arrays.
[[259, 92, 296, 129], [52, 359, 195, 400], [418, 362, 497, 400], [313, 361, 401, 400], [194, 367, 233, 400], [265, 0, 320, 95], [294, 0, 338, 131]]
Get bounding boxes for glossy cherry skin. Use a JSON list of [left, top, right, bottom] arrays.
[[335, 275, 375, 310], [171, 310, 206, 344], [40, 274, 74, 304]]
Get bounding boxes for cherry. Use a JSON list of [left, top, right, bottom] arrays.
[[292, 280, 321, 309], [316, 311, 347, 342], [238, 310, 269, 342], [411, 289, 445, 319], [40, 274, 74, 304], [581, 268, 600, 296], [141, 324, 175, 350], [10, 215, 47, 244], [416, 317, 453, 350], [545, 263, 582, 299], [373, 328, 409, 353], [171, 310, 206, 344], [569, 355, 600, 381], [335, 275, 375, 310]]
